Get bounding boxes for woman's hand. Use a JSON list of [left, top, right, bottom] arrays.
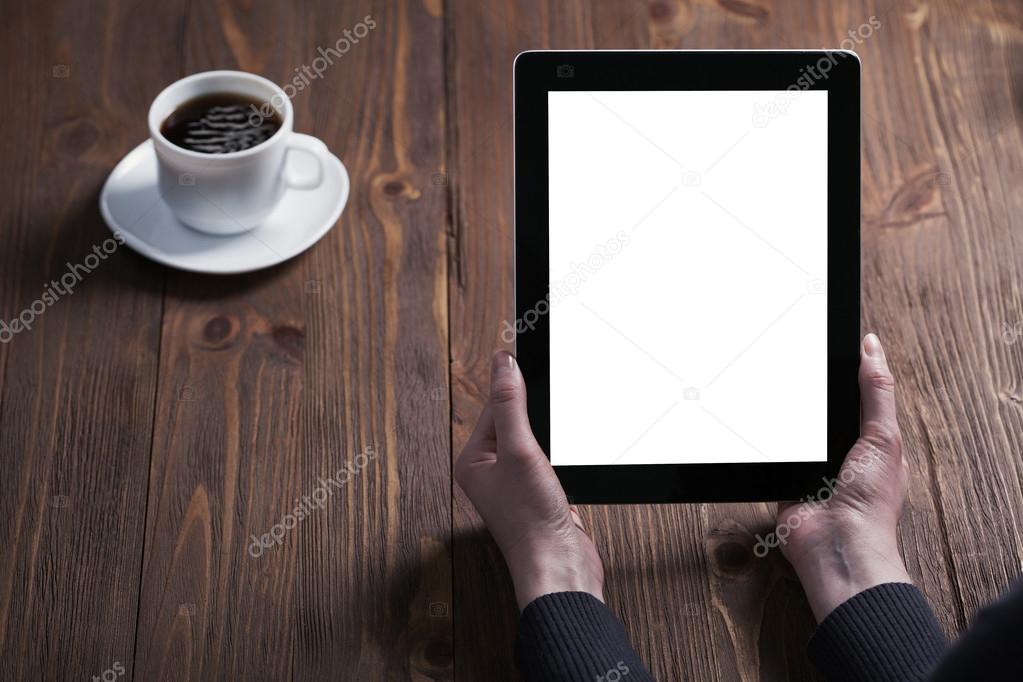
[[777, 333, 913, 621], [455, 351, 604, 610]]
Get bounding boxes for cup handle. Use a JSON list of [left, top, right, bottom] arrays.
[[284, 133, 329, 190]]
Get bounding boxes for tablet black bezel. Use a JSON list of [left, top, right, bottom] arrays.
[[514, 50, 860, 504]]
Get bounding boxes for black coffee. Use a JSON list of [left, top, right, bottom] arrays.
[[160, 93, 282, 153]]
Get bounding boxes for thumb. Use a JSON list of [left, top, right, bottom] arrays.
[[858, 333, 902, 456], [488, 351, 541, 455]]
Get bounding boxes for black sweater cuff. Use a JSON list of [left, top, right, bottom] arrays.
[[808, 582, 948, 682], [514, 592, 653, 682]]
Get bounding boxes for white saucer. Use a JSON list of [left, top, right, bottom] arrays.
[[99, 139, 349, 274]]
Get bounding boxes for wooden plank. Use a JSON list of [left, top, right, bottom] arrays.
[[856, 0, 975, 643], [445, 2, 548, 678], [131, 1, 452, 680], [860, 0, 1023, 624], [291, 1, 452, 679], [0, 0, 166, 678], [130, 4, 308, 676]]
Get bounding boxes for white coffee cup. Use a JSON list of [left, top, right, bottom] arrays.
[[148, 70, 329, 235]]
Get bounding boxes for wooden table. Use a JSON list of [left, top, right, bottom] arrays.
[[2, 1, 1021, 679]]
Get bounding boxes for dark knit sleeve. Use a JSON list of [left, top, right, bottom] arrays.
[[514, 592, 654, 682], [928, 576, 1021, 682], [808, 582, 948, 681]]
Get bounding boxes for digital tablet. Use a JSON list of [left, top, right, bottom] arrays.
[[513, 50, 860, 503]]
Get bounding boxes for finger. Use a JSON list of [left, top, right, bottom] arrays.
[[488, 351, 540, 454], [859, 333, 902, 454], [464, 402, 496, 454], [454, 403, 496, 490], [569, 506, 594, 539], [569, 505, 586, 531]]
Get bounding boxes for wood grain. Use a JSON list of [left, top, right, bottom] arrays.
[[859, 0, 1023, 625], [446, 1, 1023, 681], [0, 0, 166, 679], [0, 0, 1020, 680]]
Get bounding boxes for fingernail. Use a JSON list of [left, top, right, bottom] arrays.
[[491, 351, 517, 377], [570, 508, 586, 530], [863, 333, 885, 360]]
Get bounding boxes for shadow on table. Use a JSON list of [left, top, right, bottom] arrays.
[[603, 535, 821, 681], [9, 186, 305, 310], [448, 523, 820, 680], [450, 527, 520, 680]]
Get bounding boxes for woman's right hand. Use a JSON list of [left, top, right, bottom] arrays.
[[774, 333, 913, 621]]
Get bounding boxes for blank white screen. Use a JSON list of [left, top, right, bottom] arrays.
[[547, 90, 828, 465]]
